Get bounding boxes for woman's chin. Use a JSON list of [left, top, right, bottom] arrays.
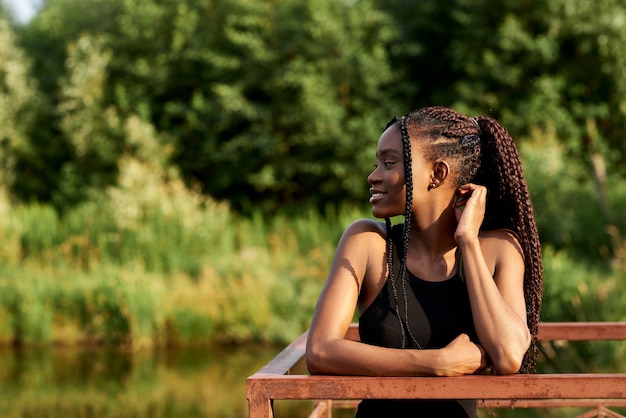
[[370, 207, 398, 219]]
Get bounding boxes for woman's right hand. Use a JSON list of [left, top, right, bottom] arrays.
[[454, 183, 487, 244], [435, 334, 488, 377]]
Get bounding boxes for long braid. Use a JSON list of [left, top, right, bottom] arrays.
[[399, 115, 413, 284], [385, 217, 408, 348], [398, 116, 423, 349], [473, 116, 543, 373], [382, 116, 422, 349]]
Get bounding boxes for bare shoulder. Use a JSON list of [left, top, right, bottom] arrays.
[[479, 229, 524, 266], [479, 228, 521, 247], [343, 218, 387, 237], [340, 219, 390, 312], [334, 218, 388, 265], [337, 219, 389, 258]]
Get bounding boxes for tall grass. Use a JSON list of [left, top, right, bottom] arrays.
[[0, 169, 359, 347]]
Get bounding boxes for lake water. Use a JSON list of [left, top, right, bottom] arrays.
[[2, 341, 623, 418], [0, 344, 317, 418]]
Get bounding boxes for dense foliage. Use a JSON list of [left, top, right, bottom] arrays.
[[0, 0, 624, 214], [379, 0, 626, 161], [8, 0, 397, 213]]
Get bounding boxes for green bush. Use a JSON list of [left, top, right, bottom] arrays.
[[520, 127, 613, 260]]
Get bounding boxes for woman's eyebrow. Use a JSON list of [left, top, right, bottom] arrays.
[[376, 148, 401, 158]]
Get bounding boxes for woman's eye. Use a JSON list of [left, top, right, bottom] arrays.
[[374, 161, 395, 169]]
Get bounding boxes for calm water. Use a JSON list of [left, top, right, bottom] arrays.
[[0, 344, 317, 418], [2, 341, 623, 418]]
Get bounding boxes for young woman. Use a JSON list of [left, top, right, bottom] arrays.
[[305, 106, 543, 417]]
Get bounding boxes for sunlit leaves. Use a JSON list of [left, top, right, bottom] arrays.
[[0, 17, 38, 187]]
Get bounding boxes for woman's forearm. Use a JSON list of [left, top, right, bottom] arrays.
[[458, 238, 530, 374], [306, 337, 438, 376], [306, 332, 485, 377]]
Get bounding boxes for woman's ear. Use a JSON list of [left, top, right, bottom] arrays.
[[430, 160, 450, 188]]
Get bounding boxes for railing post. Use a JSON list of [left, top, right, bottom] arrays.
[[247, 378, 274, 418], [310, 400, 332, 418]]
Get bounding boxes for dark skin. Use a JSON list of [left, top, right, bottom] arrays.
[[306, 125, 530, 377]]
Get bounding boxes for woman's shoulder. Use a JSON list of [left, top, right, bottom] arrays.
[[479, 228, 520, 243], [479, 228, 523, 258], [344, 218, 387, 235]]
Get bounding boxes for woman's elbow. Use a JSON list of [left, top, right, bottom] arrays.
[[305, 351, 322, 375], [492, 353, 524, 375], [306, 342, 331, 375], [492, 334, 531, 375]]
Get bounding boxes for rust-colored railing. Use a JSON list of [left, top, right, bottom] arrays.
[[247, 322, 626, 418]]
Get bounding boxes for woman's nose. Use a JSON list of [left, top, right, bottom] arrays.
[[367, 167, 379, 185]]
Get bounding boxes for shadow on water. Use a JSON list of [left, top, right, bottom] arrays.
[[0, 344, 318, 418]]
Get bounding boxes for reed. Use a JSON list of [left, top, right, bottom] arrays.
[[0, 188, 355, 347]]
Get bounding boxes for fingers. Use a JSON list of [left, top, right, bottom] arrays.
[[457, 183, 483, 191], [457, 184, 486, 199], [455, 184, 484, 207], [454, 184, 487, 227]]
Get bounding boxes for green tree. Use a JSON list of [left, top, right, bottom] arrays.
[[18, 0, 122, 96], [55, 35, 123, 206], [0, 16, 39, 192], [19, 0, 626, 216], [13, 0, 123, 206], [21, 0, 399, 213], [378, 0, 626, 171], [108, 0, 398, 213]]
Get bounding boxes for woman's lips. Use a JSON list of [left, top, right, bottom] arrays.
[[369, 192, 386, 203]]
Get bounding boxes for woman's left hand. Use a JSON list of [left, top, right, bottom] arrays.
[[453, 183, 487, 243]]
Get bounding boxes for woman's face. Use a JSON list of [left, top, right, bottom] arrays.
[[367, 125, 433, 218]]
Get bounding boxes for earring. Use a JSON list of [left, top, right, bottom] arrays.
[[428, 182, 437, 190]]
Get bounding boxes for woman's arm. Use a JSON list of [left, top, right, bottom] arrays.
[[306, 219, 487, 377], [458, 231, 530, 374], [454, 184, 530, 375]]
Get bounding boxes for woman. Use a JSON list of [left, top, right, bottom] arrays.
[[305, 106, 543, 417]]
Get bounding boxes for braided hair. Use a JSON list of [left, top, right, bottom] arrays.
[[384, 106, 543, 372]]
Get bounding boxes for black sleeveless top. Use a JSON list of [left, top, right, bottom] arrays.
[[356, 224, 478, 418]]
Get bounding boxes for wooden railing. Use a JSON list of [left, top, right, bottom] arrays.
[[247, 322, 626, 418]]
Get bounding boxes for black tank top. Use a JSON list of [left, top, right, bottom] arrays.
[[356, 224, 478, 418]]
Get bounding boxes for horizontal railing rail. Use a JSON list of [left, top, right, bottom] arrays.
[[247, 322, 626, 418]]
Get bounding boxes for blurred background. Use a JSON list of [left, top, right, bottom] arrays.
[[0, 0, 625, 417]]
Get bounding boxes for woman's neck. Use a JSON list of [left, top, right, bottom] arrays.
[[409, 205, 458, 261]]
